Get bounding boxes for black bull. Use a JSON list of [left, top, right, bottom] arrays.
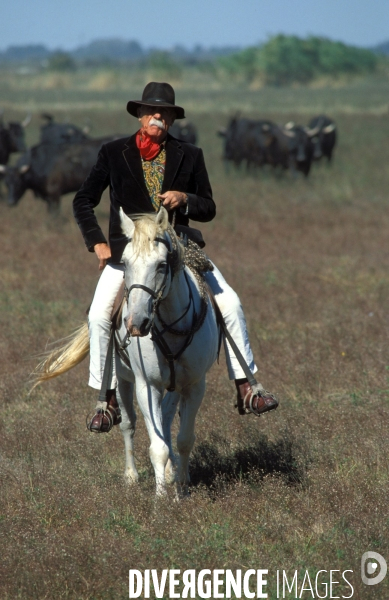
[[306, 115, 337, 161], [0, 114, 31, 167], [39, 113, 90, 145], [218, 117, 275, 169], [169, 120, 198, 145], [218, 117, 315, 176], [0, 135, 125, 213]]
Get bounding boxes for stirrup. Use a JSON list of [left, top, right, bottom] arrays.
[[245, 385, 279, 417], [235, 380, 278, 417], [87, 400, 122, 433]]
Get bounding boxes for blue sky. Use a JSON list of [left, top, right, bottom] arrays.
[[0, 0, 388, 51]]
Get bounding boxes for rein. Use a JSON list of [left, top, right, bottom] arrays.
[[151, 266, 207, 391]]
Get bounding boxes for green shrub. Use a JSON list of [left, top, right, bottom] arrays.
[[218, 47, 259, 82], [48, 51, 77, 72], [218, 35, 378, 85]]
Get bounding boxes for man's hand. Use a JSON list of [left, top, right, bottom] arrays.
[[94, 243, 111, 271], [158, 191, 188, 211]]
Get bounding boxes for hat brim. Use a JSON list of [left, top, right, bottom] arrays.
[[126, 100, 185, 120]]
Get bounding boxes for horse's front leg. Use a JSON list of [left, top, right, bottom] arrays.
[[136, 382, 170, 496], [176, 378, 205, 497], [116, 379, 138, 485], [162, 391, 180, 485]]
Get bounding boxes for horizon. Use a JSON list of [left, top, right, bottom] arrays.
[[1, 34, 388, 55]]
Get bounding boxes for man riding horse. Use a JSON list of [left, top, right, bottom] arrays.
[[73, 82, 278, 432]]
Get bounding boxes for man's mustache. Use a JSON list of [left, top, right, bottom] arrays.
[[149, 117, 166, 130]]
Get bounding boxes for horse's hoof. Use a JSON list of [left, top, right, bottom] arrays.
[[124, 472, 139, 486], [175, 484, 191, 500], [165, 463, 176, 485]]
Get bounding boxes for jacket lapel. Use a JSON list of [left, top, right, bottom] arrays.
[[161, 135, 184, 193], [122, 134, 150, 200]]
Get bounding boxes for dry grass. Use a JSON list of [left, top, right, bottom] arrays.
[[1, 82, 389, 598]]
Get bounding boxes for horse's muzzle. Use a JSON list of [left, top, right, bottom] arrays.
[[127, 317, 152, 337]]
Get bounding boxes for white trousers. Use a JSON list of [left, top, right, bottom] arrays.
[[88, 262, 258, 390]]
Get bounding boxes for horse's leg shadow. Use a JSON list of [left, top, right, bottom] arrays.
[[176, 379, 205, 499], [117, 378, 139, 485], [161, 391, 180, 485]]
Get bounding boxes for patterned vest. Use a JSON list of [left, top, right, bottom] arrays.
[[141, 147, 166, 211]]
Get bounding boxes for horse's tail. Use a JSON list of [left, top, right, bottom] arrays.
[[30, 323, 89, 390]]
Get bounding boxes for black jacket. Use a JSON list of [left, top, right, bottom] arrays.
[[73, 132, 216, 262]]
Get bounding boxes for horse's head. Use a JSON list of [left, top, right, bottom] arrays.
[[120, 207, 182, 337]]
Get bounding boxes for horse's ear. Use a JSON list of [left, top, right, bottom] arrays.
[[156, 206, 168, 228], [119, 207, 135, 238]]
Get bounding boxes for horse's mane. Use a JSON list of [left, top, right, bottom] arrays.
[[129, 210, 184, 268], [132, 211, 168, 254]]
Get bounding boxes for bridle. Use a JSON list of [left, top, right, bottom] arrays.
[[123, 235, 174, 311], [117, 229, 208, 391], [118, 234, 175, 350]]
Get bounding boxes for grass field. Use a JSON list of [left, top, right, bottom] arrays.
[[1, 71, 389, 599]]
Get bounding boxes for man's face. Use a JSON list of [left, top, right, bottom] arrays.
[[138, 106, 175, 141]]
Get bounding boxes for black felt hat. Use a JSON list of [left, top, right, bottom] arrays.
[[126, 82, 185, 119]]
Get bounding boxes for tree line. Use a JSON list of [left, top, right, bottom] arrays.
[[1, 35, 383, 85]]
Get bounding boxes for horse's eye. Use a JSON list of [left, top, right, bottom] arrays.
[[157, 262, 167, 272]]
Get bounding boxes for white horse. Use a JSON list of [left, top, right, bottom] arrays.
[[34, 208, 219, 497]]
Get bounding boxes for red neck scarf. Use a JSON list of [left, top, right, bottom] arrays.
[[136, 129, 163, 161]]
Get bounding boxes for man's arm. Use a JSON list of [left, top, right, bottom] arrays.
[[184, 147, 216, 222], [73, 144, 110, 252], [158, 147, 216, 223]]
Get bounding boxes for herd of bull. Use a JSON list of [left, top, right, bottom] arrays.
[[218, 115, 337, 176], [0, 111, 335, 213]]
